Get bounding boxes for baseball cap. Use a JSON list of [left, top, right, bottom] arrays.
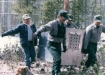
[[94, 15, 102, 22], [68, 14, 73, 20], [22, 14, 30, 19], [58, 10, 68, 20]]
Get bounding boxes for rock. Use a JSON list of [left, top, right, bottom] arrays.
[[102, 72, 105, 75], [35, 62, 40, 68], [100, 66, 104, 70], [40, 68, 45, 72]]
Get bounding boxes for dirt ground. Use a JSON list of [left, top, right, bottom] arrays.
[[0, 59, 79, 75], [0, 59, 53, 75]]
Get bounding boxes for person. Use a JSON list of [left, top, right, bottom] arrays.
[[34, 10, 68, 75], [1, 14, 37, 69], [83, 15, 105, 69], [65, 14, 79, 28]]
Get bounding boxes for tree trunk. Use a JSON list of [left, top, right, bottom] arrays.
[[64, 0, 69, 11]]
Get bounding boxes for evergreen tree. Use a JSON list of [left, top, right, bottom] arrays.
[[12, 0, 36, 21], [41, 0, 64, 24]]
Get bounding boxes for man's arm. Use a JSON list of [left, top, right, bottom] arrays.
[[62, 34, 67, 52], [1, 25, 20, 37], [34, 21, 54, 36], [102, 25, 105, 33], [83, 27, 91, 49], [37, 22, 54, 32]]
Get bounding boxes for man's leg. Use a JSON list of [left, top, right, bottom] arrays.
[[90, 50, 97, 67], [85, 43, 97, 68], [85, 52, 95, 68], [47, 42, 61, 75], [22, 46, 31, 68], [30, 46, 36, 63], [49, 49, 61, 75], [85, 55, 91, 68]]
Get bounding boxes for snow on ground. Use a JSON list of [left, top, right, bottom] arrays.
[[0, 36, 105, 75], [0, 36, 20, 52]]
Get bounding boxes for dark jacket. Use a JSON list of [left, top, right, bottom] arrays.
[[2, 23, 37, 46]]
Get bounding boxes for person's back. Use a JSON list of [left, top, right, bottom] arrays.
[[66, 21, 77, 28], [65, 14, 79, 29]]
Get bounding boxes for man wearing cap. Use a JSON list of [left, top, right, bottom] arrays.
[[1, 14, 37, 68], [65, 14, 79, 28], [83, 15, 105, 69], [34, 10, 68, 75]]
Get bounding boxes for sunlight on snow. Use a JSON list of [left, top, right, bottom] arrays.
[[0, 36, 20, 52]]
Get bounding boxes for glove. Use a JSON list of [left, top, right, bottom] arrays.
[[33, 32, 38, 38], [1, 34, 5, 37], [33, 31, 40, 37], [62, 46, 67, 52]]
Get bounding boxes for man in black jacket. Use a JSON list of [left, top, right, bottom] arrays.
[[1, 14, 37, 68]]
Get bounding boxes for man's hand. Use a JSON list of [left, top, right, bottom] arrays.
[[62, 46, 67, 52], [33, 31, 41, 38], [33, 32, 38, 38], [1, 34, 5, 37]]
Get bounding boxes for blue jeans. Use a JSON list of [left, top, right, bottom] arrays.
[[22, 43, 36, 68]]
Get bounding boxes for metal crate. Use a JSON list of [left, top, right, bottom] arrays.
[[61, 28, 84, 66], [37, 28, 84, 66]]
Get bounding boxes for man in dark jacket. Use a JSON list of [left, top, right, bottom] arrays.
[[1, 14, 37, 68]]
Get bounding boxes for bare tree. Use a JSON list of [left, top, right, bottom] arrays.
[[64, 0, 69, 11]]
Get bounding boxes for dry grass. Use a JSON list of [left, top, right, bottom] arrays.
[[0, 36, 105, 75]]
